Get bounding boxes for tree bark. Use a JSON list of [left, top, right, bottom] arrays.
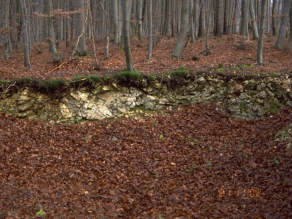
[[257, 0, 268, 65], [148, 0, 152, 60], [250, 0, 259, 39], [189, 0, 195, 43], [45, 0, 59, 62], [271, 0, 277, 35], [73, 0, 88, 56], [20, 0, 32, 69], [173, 0, 189, 58], [198, 0, 205, 38], [111, 0, 119, 44], [137, 0, 143, 41], [206, 0, 213, 51], [122, 0, 134, 71], [215, 0, 224, 37], [275, 0, 292, 48], [224, 0, 229, 34], [2, 0, 10, 60], [240, 0, 249, 36]]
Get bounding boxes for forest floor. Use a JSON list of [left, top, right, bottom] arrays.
[[0, 34, 292, 218], [0, 33, 291, 80]]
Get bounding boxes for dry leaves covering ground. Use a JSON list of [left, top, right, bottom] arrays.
[[0, 103, 292, 218], [0, 34, 291, 80]]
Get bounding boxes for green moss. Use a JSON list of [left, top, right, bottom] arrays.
[[216, 68, 225, 73], [218, 63, 224, 68], [74, 50, 80, 56], [269, 72, 279, 77], [15, 77, 32, 84], [274, 45, 280, 50], [247, 56, 252, 60], [83, 50, 89, 56], [242, 64, 254, 69], [89, 75, 101, 82], [270, 101, 281, 114], [73, 75, 88, 81], [170, 69, 189, 76], [117, 71, 143, 80], [0, 80, 9, 84], [239, 102, 249, 113], [48, 78, 66, 89]]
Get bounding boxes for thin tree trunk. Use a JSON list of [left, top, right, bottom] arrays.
[[20, 0, 32, 69], [122, 0, 134, 71], [3, 0, 10, 60], [275, 0, 292, 48], [240, 0, 249, 36], [206, 0, 213, 51], [250, 0, 259, 39], [290, 5, 292, 40], [148, 0, 152, 60], [173, 0, 189, 58], [272, 0, 278, 35], [189, 0, 195, 43], [46, 0, 59, 61], [112, 0, 119, 44], [137, 0, 143, 41], [198, 0, 205, 38], [257, 0, 268, 65], [73, 0, 88, 56]]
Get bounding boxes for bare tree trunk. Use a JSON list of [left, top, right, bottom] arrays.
[[148, 0, 152, 60], [88, 0, 99, 69], [240, 0, 249, 36], [2, 0, 10, 60], [257, 0, 268, 65], [112, 0, 119, 44], [45, 0, 59, 62], [73, 0, 88, 56], [122, 0, 134, 71], [275, 0, 292, 48], [250, 0, 259, 39], [206, 0, 213, 51], [173, 0, 189, 58], [290, 5, 292, 40], [20, 0, 32, 69], [198, 0, 205, 38], [272, 0, 278, 35], [189, 0, 195, 43], [137, 0, 143, 41], [215, 0, 224, 37], [65, 0, 71, 47], [224, 0, 229, 34]]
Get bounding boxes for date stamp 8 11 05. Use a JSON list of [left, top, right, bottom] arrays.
[[218, 188, 262, 198]]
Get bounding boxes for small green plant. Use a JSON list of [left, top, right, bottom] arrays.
[[240, 138, 243, 142], [158, 215, 165, 219], [73, 75, 88, 81], [207, 161, 212, 169], [146, 160, 149, 164], [157, 59, 162, 62], [200, 136, 205, 141], [159, 135, 165, 140], [185, 169, 190, 173], [270, 101, 281, 114], [269, 72, 279, 77], [247, 56, 252, 60], [30, 54, 34, 57], [202, 146, 205, 149], [218, 63, 224, 68], [217, 39, 222, 42], [153, 53, 157, 56], [171, 54, 176, 58], [155, 122, 158, 127], [274, 45, 280, 50], [194, 139, 198, 143], [273, 158, 279, 165], [190, 142, 195, 146], [147, 61, 150, 65], [155, 171, 160, 178], [216, 67, 225, 73], [85, 136, 88, 142], [209, 147, 213, 151], [36, 204, 46, 217]]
